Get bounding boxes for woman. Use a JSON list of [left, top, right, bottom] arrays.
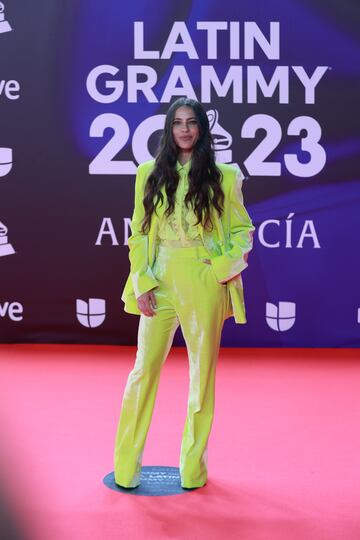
[[114, 97, 255, 489]]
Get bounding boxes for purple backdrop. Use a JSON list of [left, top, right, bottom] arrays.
[[1, 0, 359, 347]]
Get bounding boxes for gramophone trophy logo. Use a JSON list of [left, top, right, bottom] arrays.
[[0, 221, 15, 257], [0, 3, 11, 34], [207, 109, 244, 178], [207, 109, 233, 164]]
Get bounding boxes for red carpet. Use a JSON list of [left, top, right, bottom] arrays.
[[0, 345, 359, 540]]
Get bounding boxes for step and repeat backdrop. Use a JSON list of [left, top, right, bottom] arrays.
[[0, 1, 359, 346]]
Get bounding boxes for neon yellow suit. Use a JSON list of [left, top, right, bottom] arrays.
[[114, 159, 255, 488]]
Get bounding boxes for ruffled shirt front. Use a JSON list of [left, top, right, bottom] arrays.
[[156, 159, 204, 248]]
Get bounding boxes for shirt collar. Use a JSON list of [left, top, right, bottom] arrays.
[[176, 158, 192, 173]]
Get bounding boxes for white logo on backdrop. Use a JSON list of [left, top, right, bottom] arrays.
[[258, 213, 320, 249], [0, 80, 20, 100], [0, 221, 15, 256], [87, 21, 329, 178], [266, 301, 296, 331], [0, 301, 23, 321], [95, 213, 320, 250], [88, 106, 241, 175], [357, 308, 360, 324], [207, 109, 233, 163], [76, 298, 106, 328], [95, 217, 120, 246], [0, 147, 13, 177], [0, 3, 12, 34]]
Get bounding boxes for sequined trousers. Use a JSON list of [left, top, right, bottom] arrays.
[[113, 243, 229, 488]]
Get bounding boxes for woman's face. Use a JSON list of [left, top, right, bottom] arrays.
[[171, 106, 200, 153]]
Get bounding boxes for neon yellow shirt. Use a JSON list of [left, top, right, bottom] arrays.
[[156, 159, 204, 247]]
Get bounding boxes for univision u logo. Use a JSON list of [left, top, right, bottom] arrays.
[[266, 301, 296, 331], [76, 298, 106, 328]]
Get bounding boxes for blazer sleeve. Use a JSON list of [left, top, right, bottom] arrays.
[[127, 164, 159, 299], [211, 170, 255, 283]]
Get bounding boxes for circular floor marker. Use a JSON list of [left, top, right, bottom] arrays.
[[103, 466, 202, 496]]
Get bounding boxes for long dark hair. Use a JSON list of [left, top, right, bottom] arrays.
[[140, 97, 224, 234]]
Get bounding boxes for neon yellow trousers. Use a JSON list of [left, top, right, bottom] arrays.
[[114, 244, 229, 488]]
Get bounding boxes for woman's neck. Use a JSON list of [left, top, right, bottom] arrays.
[[177, 151, 192, 166]]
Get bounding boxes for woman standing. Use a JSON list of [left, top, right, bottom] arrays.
[[114, 97, 255, 489]]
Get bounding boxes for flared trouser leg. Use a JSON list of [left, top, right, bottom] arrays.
[[178, 292, 225, 488], [114, 308, 179, 487], [114, 244, 229, 488]]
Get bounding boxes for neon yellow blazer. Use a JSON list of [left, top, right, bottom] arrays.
[[121, 159, 255, 323]]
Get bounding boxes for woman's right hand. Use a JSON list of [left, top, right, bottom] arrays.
[[137, 289, 158, 317]]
